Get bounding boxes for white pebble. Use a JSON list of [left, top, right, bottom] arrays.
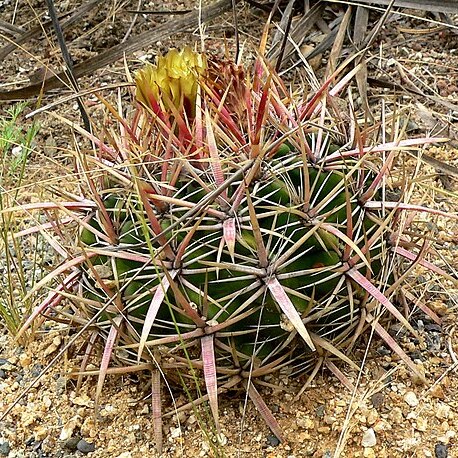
[[169, 426, 182, 439], [404, 391, 419, 407], [362, 428, 377, 447]]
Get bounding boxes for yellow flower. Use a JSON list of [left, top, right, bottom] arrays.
[[135, 47, 206, 116]]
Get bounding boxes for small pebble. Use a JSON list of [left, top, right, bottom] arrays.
[[436, 403, 450, 419], [435, 443, 448, 458], [430, 385, 445, 399], [76, 439, 95, 454], [31, 364, 43, 378], [364, 448, 376, 458], [376, 346, 390, 356], [404, 391, 419, 407], [63, 437, 81, 451], [0, 441, 10, 456], [425, 324, 442, 333], [371, 392, 384, 409], [266, 434, 280, 447], [415, 417, 428, 432], [316, 405, 325, 418], [55, 376, 67, 395], [0, 369, 6, 379], [361, 428, 377, 447], [169, 427, 181, 439]]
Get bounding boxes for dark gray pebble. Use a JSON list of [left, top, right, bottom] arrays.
[[371, 392, 385, 409], [77, 439, 95, 454], [63, 436, 81, 451], [266, 434, 280, 447], [0, 369, 6, 379], [435, 443, 448, 458], [31, 363, 43, 377], [376, 346, 391, 356], [0, 441, 10, 456], [425, 324, 442, 333], [409, 351, 424, 361], [316, 405, 325, 418]]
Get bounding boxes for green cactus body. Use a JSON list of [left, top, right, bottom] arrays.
[[79, 143, 383, 369]]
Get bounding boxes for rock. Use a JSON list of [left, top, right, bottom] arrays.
[[18, 353, 31, 368], [373, 420, 392, 433], [362, 428, 377, 447], [435, 443, 448, 458], [436, 403, 451, 419], [217, 433, 227, 446], [0, 369, 5, 379], [71, 394, 94, 407], [169, 427, 181, 439], [43, 336, 62, 356], [364, 448, 376, 458], [0, 441, 10, 456], [388, 407, 404, 424], [25, 437, 35, 446], [30, 364, 43, 377], [296, 416, 314, 429], [430, 385, 445, 399], [62, 437, 81, 451], [59, 417, 80, 441], [316, 405, 325, 418], [186, 414, 197, 426], [76, 439, 95, 454], [34, 426, 48, 441], [139, 404, 149, 415], [415, 417, 428, 432], [367, 410, 378, 425], [376, 346, 391, 356], [404, 391, 419, 407], [55, 376, 67, 395], [371, 392, 384, 409], [100, 404, 116, 418], [266, 434, 280, 447], [425, 324, 442, 333]]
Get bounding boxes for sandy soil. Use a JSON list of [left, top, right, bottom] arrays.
[[0, 2, 458, 457]]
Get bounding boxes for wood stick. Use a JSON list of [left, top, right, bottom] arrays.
[[0, 0, 234, 101]]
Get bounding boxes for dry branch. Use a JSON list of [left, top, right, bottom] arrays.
[[0, 0, 234, 101], [346, 0, 458, 14]]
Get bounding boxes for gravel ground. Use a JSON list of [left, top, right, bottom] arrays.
[[1, 2, 458, 457]]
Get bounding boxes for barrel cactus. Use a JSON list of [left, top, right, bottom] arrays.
[[12, 47, 454, 449]]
